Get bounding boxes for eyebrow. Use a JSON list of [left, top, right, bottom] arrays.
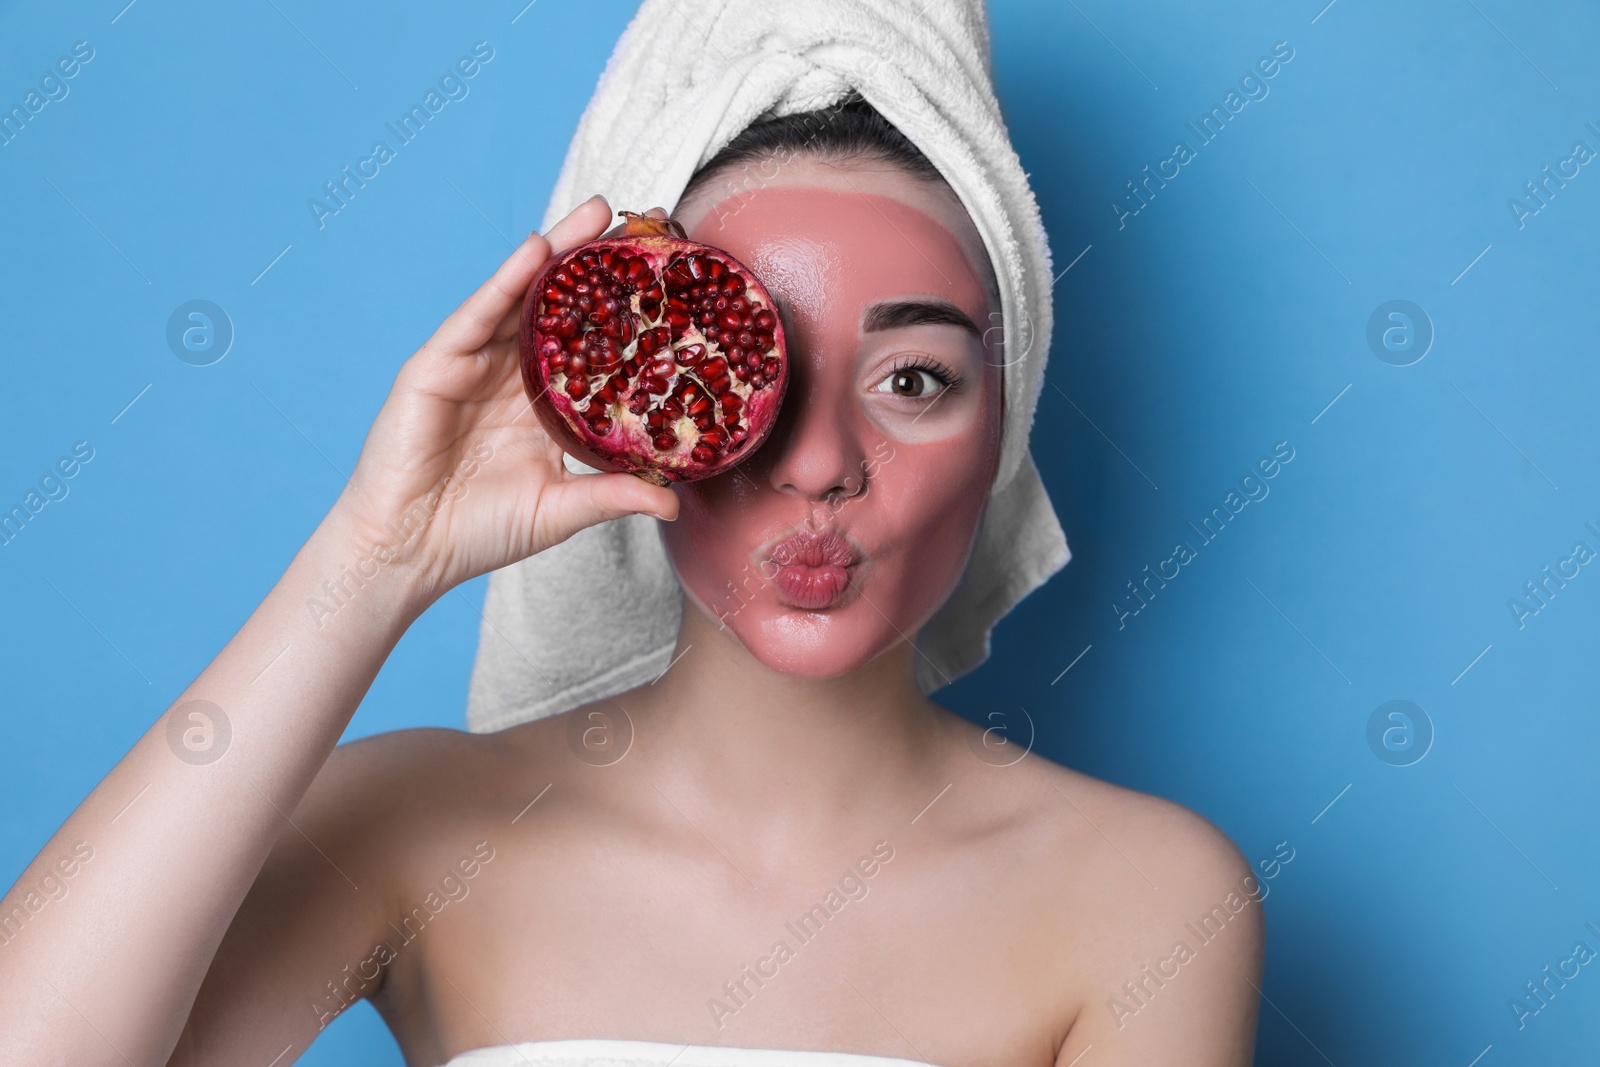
[[862, 299, 982, 338]]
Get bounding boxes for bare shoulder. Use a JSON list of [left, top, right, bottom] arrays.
[[942, 713, 1253, 899], [306, 722, 559, 848], [172, 725, 542, 1063], [945, 733, 1263, 1065], [306, 726, 492, 830], [1033, 759, 1252, 894]]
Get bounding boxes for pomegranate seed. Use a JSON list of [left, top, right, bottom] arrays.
[[521, 210, 788, 483], [749, 373, 767, 389]]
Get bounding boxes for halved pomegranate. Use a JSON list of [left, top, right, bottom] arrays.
[[519, 210, 788, 485]]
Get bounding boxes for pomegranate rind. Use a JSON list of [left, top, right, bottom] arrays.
[[518, 228, 788, 484]]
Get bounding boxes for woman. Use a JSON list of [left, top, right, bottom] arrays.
[[0, 97, 1261, 1067]]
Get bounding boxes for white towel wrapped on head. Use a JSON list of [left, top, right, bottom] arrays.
[[466, 0, 1070, 733]]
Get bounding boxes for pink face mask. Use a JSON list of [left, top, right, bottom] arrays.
[[660, 183, 1004, 678]]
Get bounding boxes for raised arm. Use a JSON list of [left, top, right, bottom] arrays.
[[0, 194, 677, 1067]]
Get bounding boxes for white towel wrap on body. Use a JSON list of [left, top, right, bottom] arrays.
[[441, 1038, 939, 1066]]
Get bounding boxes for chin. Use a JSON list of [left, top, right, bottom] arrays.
[[691, 583, 921, 679]]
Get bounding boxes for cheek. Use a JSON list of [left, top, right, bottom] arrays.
[[658, 476, 777, 622], [868, 432, 998, 617]]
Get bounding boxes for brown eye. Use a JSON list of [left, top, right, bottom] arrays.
[[874, 368, 941, 398]]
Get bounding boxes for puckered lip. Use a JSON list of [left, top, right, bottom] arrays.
[[762, 525, 865, 569]]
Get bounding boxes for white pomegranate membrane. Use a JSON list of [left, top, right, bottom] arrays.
[[519, 211, 789, 484]]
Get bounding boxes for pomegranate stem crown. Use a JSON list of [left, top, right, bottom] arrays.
[[606, 209, 688, 240]]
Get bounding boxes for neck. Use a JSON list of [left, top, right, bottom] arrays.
[[623, 597, 949, 848]]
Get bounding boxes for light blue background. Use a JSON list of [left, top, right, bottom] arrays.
[[3, 0, 1597, 1063]]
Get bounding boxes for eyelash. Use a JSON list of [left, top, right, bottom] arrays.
[[883, 355, 965, 397]]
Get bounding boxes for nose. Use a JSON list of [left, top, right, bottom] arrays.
[[762, 383, 870, 504]]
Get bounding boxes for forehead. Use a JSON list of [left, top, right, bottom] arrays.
[[676, 169, 994, 330]]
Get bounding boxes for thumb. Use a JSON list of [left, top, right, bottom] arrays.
[[538, 471, 680, 544]]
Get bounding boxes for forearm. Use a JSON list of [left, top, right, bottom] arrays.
[[0, 509, 432, 1064]]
